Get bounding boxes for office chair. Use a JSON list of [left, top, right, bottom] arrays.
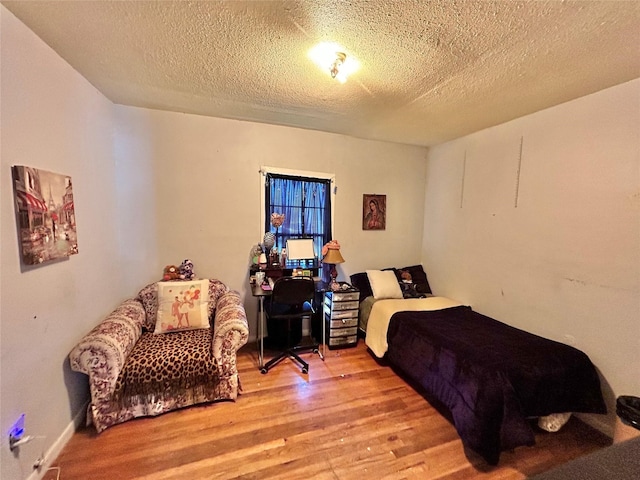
[[262, 276, 318, 374]]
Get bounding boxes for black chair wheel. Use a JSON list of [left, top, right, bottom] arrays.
[[301, 367, 308, 374], [313, 348, 319, 354], [260, 367, 268, 374]]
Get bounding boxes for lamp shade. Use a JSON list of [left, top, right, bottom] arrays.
[[323, 248, 345, 264]]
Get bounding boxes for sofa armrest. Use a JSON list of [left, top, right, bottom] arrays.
[[212, 290, 249, 367], [69, 299, 144, 401]]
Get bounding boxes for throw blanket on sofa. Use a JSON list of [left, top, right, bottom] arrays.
[[386, 306, 607, 465], [112, 329, 219, 407]]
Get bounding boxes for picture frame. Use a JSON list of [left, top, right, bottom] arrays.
[[12, 165, 78, 266], [362, 194, 386, 230]]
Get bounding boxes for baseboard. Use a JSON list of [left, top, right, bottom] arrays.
[[27, 401, 88, 480]]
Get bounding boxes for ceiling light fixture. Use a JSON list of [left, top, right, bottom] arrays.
[[330, 52, 347, 80], [309, 42, 359, 84]]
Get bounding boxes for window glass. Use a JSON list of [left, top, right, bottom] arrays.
[[265, 173, 332, 259]]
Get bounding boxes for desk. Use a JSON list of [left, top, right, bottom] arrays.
[[248, 263, 323, 291], [250, 281, 325, 373]]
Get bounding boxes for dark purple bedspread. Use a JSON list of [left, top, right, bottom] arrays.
[[386, 306, 606, 465]]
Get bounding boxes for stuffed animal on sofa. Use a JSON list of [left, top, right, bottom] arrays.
[[179, 259, 195, 280], [162, 265, 180, 281]]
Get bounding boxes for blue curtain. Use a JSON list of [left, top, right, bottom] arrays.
[[265, 174, 332, 259]]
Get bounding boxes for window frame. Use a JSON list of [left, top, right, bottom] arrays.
[[259, 166, 336, 256]]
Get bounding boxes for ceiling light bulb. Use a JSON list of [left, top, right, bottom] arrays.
[[309, 42, 359, 83], [330, 52, 346, 79], [336, 55, 359, 83]]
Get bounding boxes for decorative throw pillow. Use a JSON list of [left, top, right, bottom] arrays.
[[351, 267, 397, 302], [154, 279, 210, 334], [366, 270, 403, 300]]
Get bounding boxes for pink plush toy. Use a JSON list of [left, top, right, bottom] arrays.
[[321, 240, 341, 257]]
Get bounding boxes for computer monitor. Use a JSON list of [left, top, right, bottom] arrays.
[[286, 238, 316, 261]]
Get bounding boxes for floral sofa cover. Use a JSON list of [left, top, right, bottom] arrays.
[[69, 279, 249, 432]]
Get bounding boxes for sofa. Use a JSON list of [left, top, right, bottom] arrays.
[[69, 278, 249, 432]]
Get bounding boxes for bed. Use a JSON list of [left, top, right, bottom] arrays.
[[364, 296, 462, 357], [351, 269, 607, 465]]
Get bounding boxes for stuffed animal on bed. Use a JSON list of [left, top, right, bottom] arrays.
[[399, 269, 424, 298], [400, 270, 413, 283]]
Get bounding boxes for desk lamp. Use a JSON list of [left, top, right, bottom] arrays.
[[322, 244, 345, 291]]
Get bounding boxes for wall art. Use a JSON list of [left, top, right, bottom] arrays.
[[362, 194, 386, 230], [12, 165, 78, 265]]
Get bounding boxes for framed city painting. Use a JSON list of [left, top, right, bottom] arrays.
[[362, 194, 386, 230], [12, 165, 78, 265]]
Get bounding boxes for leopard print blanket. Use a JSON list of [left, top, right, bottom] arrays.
[[112, 328, 219, 408]]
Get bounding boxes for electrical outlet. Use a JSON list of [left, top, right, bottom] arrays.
[[8, 414, 25, 441], [33, 456, 45, 469]]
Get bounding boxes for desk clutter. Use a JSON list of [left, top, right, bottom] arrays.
[[249, 263, 321, 284]]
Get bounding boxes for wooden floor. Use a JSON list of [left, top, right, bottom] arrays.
[[47, 341, 610, 480]]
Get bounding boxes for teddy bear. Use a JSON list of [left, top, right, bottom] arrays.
[[399, 269, 424, 298], [400, 270, 413, 283], [162, 265, 180, 281], [179, 259, 195, 281]]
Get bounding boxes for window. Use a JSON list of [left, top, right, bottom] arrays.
[[263, 171, 333, 259]]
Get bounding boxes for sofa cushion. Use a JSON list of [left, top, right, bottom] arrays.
[[153, 279, 211, 334], [111, 328, 218, 407], [137, 283, 161, 331]]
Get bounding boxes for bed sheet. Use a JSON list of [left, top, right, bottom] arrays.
[[357, 296, 377, 333], [364, 296, 463, 358]]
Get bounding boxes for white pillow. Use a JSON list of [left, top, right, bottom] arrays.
[[366, 270, 403, 300], [154, 279, 210, 334]]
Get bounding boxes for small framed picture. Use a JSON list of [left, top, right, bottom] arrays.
[[362, 194, 386, 230]]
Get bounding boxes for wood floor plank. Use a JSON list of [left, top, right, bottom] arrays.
[[47, 341, 610, 480]]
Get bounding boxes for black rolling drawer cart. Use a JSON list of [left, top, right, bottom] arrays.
[[323, 284, 359, 349]]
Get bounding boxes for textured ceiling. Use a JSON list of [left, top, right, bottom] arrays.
[[3, 0, 640, 147]]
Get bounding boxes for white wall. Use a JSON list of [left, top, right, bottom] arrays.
[[0, 6, 128, 479], [422, 79, 640, 435], [1, 7, 428, 478], [113, 105, 429, 340], [9, 2, 632, 472]]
